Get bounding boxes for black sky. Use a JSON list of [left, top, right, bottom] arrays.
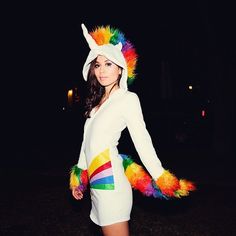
[[5, 2, 234, 100], [3, 1, 235, 153]]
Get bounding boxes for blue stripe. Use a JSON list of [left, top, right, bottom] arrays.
[[90, 175, 114, 185]]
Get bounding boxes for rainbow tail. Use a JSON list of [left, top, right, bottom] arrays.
[[69, 165, 89, 192], [121, 154, 196, 199]]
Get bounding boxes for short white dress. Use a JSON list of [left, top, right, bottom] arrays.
[[76, 88, 164, 226]]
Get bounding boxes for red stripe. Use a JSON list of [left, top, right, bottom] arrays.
[[89, 161, 111, 179]]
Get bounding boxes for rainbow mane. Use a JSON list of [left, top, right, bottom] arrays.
[[90, 26, 138, 85]]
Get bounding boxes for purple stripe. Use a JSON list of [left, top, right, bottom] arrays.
[[90, 168, 113, 183]]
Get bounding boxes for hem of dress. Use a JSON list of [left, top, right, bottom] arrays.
[[90, 215, 130, 227]]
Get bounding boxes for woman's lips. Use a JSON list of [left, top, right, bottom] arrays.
[[99, 77, 108, 81]]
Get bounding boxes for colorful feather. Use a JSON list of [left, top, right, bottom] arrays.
[[155, 170, 180, 197], [69, 165, 88, 192], [121, 154, 196, 199]]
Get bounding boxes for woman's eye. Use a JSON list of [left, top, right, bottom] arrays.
[[106, 62, 112, 67], [94, 64, 100, 68]]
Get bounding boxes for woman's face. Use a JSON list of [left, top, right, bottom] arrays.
[[94, 55, 121, 87]]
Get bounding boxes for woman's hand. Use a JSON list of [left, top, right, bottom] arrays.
[[72, 187, 83, 200]]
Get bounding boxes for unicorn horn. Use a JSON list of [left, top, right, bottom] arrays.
[[81, 23, 98, 49]]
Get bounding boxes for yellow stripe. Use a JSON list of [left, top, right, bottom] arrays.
[[88, 149, 110, 176]]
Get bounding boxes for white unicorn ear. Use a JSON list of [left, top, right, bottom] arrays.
[[115, 42, 123, 51], [81, 23, 98, 49]]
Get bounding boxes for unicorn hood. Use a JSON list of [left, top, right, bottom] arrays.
[[81, 23, 138, 91]]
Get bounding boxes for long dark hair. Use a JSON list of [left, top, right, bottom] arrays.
[[84, 58, 121, 118]]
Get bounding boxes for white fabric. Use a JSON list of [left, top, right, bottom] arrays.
[[77, 88, 164, 226]]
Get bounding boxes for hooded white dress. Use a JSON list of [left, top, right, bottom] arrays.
[[76, 88, 164, 226]]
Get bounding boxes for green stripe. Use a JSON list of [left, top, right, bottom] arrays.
[[91, 184, 115, 190]]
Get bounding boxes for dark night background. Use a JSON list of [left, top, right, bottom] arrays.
[[1, 1, 236, 235]]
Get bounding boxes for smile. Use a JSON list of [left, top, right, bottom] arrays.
[[99, 77, 108, 81]]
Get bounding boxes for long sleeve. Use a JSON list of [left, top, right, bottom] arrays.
[[76, 118, 90, 170], [123, 93, 164, 180], [69, 111, 91, 191], [69, 136, 88, 191], [76, 139, 87, 170]]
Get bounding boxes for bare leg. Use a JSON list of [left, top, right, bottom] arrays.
[[101, 221, 129, 236]]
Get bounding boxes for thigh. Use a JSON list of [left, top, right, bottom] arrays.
[[102, 221, 129, 236]]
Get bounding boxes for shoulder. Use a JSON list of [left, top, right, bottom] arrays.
[[121, 91, 142, 110], [123, 91, 140, 102]]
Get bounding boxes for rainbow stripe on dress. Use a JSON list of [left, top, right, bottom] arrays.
[[88, 149, 115, 190]]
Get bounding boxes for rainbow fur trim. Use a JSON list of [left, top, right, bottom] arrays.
[[89, 26, 138, 85], [121, 154, 196, 199], [69, 165, 89, 192]]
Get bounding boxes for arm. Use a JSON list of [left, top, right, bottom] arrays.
[[70, 140, 88, 199], [76, 140, 87, 170], [123, 93, 164, 180], [123, 93, 196, 198]]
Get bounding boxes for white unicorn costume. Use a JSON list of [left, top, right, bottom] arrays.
[[69, 23, 196, 227]]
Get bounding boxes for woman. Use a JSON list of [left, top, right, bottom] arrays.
[[70, 23, 195, 236]]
